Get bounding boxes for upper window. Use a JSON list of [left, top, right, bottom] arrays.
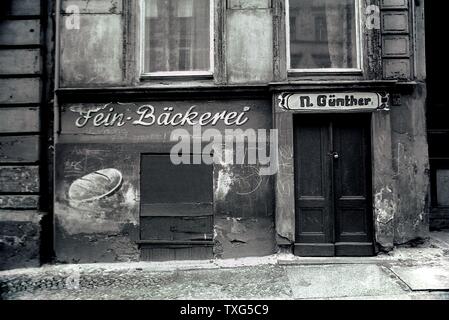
[[287, 0, 361, 72], [141, 0, 213, 76]]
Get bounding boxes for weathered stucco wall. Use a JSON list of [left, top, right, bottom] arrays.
[[226, 7, 273, 83], [273, 84, 430, 252], [372, 110, 396, 250], [214, 155, 275, 258], [390, 84, 430, 244], [60, 0, 124, 86]]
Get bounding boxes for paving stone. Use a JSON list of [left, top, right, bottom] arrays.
[[285, 264, 408, 299], [390, 265, 449, 291]]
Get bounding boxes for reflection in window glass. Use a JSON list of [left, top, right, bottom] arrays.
[[289, 0, 358, 70], [144, 0, 211, 73]]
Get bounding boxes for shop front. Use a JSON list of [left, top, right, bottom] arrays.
[[51, 0, 430, 263], [272, 84, 427, 256], [54, 89, 276, 262], [0, 0, 435, 269]]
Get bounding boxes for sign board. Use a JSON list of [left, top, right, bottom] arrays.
[[58, 100, 272, 143], [278, 92, 390, 112]]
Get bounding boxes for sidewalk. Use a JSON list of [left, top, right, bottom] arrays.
[[2, 232, 449, 300]]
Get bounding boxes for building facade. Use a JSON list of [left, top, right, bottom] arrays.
[[0, 0, 439, 268]]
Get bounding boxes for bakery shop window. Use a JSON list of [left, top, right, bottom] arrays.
[[141, 0, 214, 77], [286, 0, 362, 73]]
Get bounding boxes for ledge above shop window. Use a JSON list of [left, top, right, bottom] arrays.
[[139, 0, 215, 80], [268, 80, 419, 93]]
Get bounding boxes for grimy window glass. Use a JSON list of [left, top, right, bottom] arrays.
[[144, 0, 211, 73], [288, 0, 358, 70]]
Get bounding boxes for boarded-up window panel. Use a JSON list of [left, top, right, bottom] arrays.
[[382, 35, 409, 58], [380, 3, 412, 81], [140, 216, 213, 240], [140, 154, 213, 206], [383, 58, 410, 79], [0, 78, 41, 104], [381, 0, 408, 9], [140, 203, 213, 217], [0, 108, 40, 133], [0, 20, 40, 45], [381, 12, 409, 33], [0, 136, 39, 163], [0, 195, 39, 209], [0, 49, 41, 75], [0, 166, 39, 193], [139, 154, 214, 260]]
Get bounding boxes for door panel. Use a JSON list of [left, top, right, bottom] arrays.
[[333, 116, 373, 247], [294, 114, 374, 257], [294, 118, 333, 248]]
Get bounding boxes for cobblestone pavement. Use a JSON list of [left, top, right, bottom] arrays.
[[2, 235, 449, 300], [1, 264, 292, 300]]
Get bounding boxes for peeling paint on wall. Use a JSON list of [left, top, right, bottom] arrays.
[[214, 216, 275, 259], [215, 150, 234, 202], [390, 85, 430, 244], [374, 187, 395, 225]]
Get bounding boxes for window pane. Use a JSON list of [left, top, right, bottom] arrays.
[[144, 0, 211, 73], [289, 0, 358, 70]]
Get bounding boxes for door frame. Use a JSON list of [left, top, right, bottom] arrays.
[[274, 101, 395, 253]]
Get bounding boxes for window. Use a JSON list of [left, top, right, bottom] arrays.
[[141, 0, 213, 76], [286, 0, 361, 72]]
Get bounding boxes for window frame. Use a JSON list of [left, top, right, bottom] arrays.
[[285, 0, 364, 74], [139, 0, 215, 78]]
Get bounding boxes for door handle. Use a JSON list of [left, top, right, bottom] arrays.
[[330, 152, 339, 159]]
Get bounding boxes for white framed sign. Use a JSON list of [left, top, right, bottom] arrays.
[[278, 92, 390, 112]]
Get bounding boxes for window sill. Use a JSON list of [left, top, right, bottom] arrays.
[[56, 84, 271, 102], [287, 69, 363, 77], [140, 72, 214, 82]]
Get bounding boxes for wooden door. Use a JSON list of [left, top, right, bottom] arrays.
[[294, 114, 374, 257]]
